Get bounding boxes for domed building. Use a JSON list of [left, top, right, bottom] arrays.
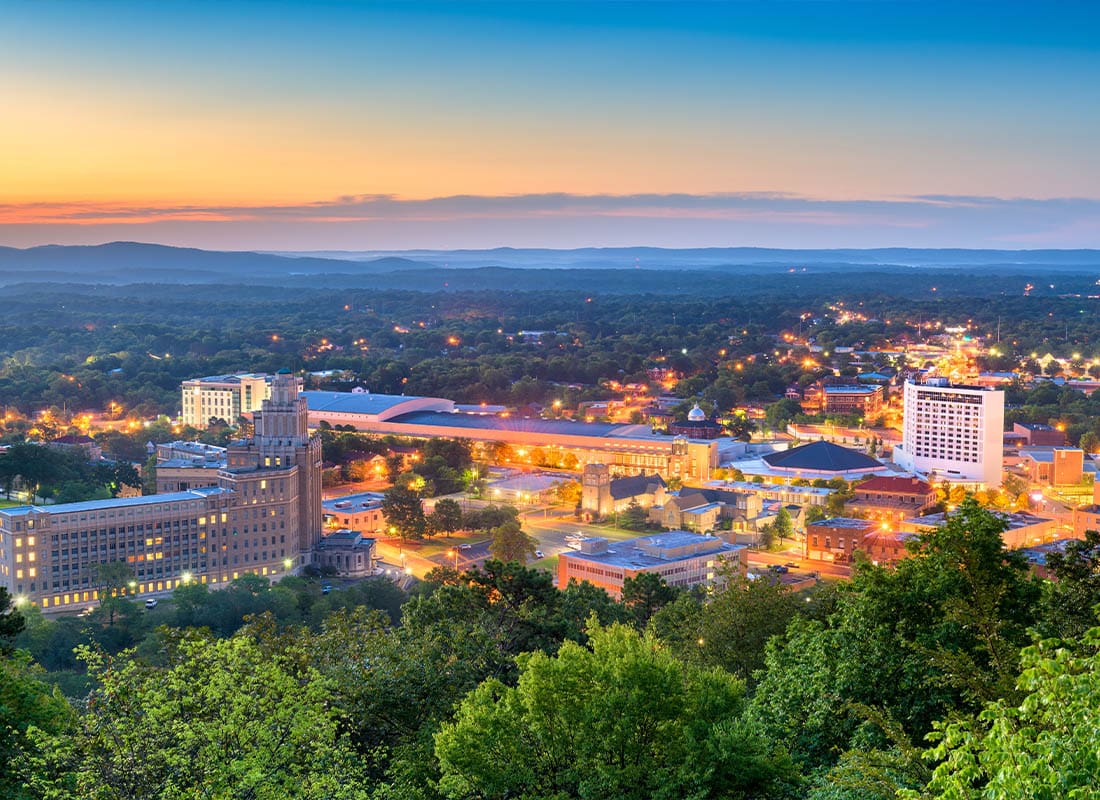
[[669, 403, 724, 440]]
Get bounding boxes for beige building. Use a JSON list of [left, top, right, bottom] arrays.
[[581, 464, 667, 517], [0, 372, 323, 610], [649, 487, 762, 533], [181, 373, 271, 429], [900, 510, 1059, 549], [322, 492, 386, 535], [313, 530, 376, 578]]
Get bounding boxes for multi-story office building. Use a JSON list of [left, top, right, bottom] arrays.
[[556, 531, 745, 599], [799, 381, 885, 418], [893, 379, 1004, 488], [0, 372, 322, 609], [181, 373, 271, 429]]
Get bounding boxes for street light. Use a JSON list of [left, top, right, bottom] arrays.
[[180, 571, 192, 584], [448, 548, 458, 570], [283, 557, 294, 572], [127, 580, 137, 595]]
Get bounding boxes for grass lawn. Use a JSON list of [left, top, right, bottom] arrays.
[[0, 498, 23, 508]]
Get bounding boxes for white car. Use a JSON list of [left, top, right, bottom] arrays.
[[534, 550, 545, 559], [144, 598, 158, 609]]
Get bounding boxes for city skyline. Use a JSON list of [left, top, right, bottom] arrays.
[[3, 1, 1099, 249]]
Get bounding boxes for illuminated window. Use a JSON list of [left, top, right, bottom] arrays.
[[29, 568, 36, 577], [27, 536, 35, 546], [16, 569, 23, 579]]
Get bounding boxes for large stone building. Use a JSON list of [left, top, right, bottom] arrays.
[[0, 372, 323, 610], [181, 373, 271, 429], [892, 379, 1005, 488]]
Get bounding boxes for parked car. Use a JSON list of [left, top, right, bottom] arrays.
[[144, 598, 158, 609], [321, 584, 332, 595], [534, 550, 545, 559], [768, 565, 789, 574]]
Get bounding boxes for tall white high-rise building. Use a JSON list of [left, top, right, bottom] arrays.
[[893, 379, 1004, 488], [181, 373, 271, 429]]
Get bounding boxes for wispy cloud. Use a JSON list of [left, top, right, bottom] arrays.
[[2, 193, 1099, 249]]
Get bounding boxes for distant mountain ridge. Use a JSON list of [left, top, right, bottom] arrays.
[[265, 245, 1100, 269], [0, 242, 431, 281], [0, 241, 1098, 289]]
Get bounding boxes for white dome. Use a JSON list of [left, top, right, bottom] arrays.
[[687, 403, 706, 422]]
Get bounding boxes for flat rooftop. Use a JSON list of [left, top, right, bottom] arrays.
[[563, 530, 744, 570], [304, 390, 446, 417], [808, 517, 878, 530], [0, 486, 228, 517], [188, 373, 269, 384], [322, 492, 385, 513], [157, 458, 226, 469], [389, 410, 713, 443]]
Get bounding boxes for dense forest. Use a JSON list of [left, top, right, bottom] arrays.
[[3, 502, 1100, 798], [1, 266, 1100, 425]]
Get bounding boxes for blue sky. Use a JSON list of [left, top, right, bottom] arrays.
[[2, 1, 1098, 249]]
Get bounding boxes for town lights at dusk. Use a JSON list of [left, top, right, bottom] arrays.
[[0, 2, 1097, 797]]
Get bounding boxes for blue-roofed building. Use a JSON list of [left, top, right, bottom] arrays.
[[557, 530, 746, 599], [762, 440, 886, 479], [304, 390, 721, 482], [303, 390, 454, 422]]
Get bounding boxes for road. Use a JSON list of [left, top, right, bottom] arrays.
[[745, 548, 852, 580]]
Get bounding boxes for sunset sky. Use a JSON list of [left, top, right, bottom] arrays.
[[3, 1, 1099, 249]]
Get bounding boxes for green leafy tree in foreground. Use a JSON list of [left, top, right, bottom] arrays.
[[487, 518, 537, 564], [0, 586, 25, 651], [621, 571, 678, 627], [1, 651, 73, 800], [915, 625, 1100, 799], [381, 485, 427, 544], [434, 622, 797, 800], [751, 499, 1041, 772], [28, 631, 369, 800], [427, 497, 463, 537]]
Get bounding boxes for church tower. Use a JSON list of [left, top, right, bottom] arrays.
[[582, 463, 612, 517]]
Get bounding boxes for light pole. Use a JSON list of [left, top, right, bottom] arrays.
[[283, 557, 294, 574]]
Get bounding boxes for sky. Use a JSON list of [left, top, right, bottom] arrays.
[[2, 0, 1099, 251]]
